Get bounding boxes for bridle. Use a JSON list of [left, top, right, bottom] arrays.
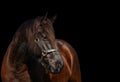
[[33, 26, 58, 72]]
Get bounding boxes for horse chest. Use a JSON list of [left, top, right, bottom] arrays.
[[27, 60, 51, 82]]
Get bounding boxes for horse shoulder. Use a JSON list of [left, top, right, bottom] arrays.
[[1, 42, 17, 81], [1, 41, 31, 82], [56, 39, 82, 82], [56, 39, 74, 69]]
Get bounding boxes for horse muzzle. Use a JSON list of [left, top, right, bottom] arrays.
[[48, 60, 63, 73], [42, 49, 64, 73], [39, 49, 64, 74]]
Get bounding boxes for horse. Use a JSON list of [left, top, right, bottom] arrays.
[[1, 15, 82, 82]]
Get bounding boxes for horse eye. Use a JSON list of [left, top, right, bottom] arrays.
[[34, 38, 39, 42]]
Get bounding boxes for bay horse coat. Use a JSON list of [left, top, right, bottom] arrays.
[[1, 16, 82, 82]]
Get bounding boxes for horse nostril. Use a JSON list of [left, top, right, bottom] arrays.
[[59, 63, 61, 67], [55, 63, 62, 72], [49, 66, 54, 73], [55, 62, 61, 69], [58, 62, 64, 69]]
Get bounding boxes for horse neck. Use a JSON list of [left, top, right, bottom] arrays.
[[26, 55, 50, 82]]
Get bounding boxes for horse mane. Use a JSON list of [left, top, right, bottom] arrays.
[[8, 16, 55, 70]]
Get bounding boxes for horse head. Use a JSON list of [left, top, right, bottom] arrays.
[[26, 15, 63, 74]]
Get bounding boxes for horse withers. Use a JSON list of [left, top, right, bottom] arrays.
[[1, 15, 82, 82]]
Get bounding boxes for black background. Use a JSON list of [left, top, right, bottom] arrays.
[[0, 2, 110, 82]]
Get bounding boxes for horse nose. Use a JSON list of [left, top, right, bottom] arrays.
[[57, 63, 63, 71], [54, 61, 63, 72], [49, 61, 63, 73], [57, 61, 63, 69]]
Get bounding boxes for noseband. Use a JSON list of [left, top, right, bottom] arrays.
[[34, 39, 56, 62], [41, 49, 56, 56], [40, 49, 56, 61]]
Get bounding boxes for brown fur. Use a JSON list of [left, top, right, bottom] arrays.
[[49, 39, 82, 82]]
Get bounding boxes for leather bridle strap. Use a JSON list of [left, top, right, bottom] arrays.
[[41, 49, 56, 56], [35, 40, 56, 63]]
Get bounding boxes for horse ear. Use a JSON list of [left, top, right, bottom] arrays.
[[34, 16, 40, 27], [43, 12, 48, 20], [50, 15, 57, 23]]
